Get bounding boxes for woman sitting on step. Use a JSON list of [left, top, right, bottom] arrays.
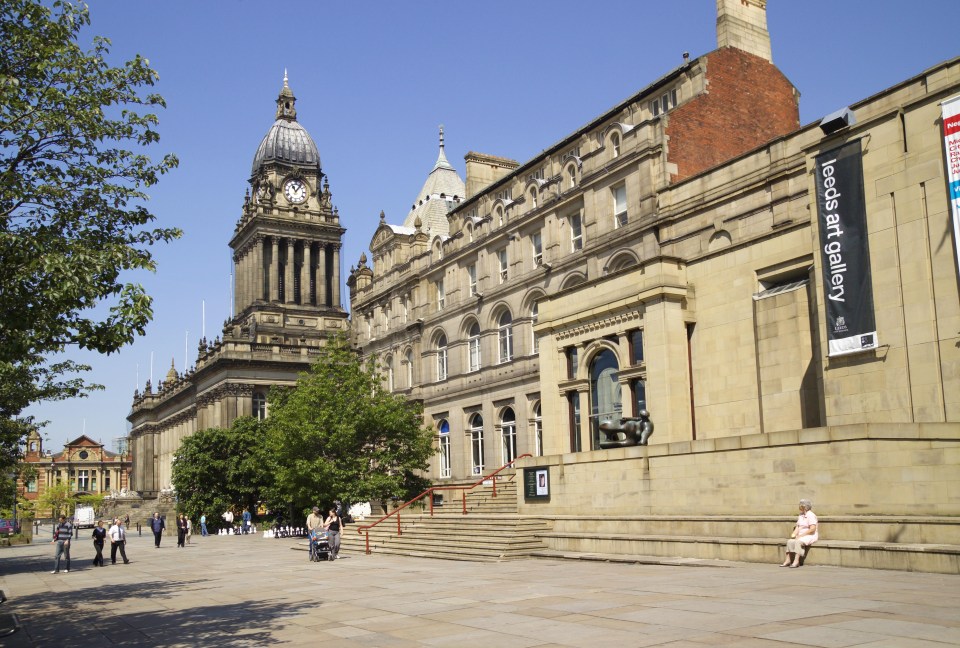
[[780, 499, 818, 568]]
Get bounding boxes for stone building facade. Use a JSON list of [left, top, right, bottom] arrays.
[[18, 430, 131, 504], [349, 0, 959, 516], [127, 76, 348, 497]]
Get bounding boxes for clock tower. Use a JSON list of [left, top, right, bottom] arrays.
[[229, 73, 347, 344]]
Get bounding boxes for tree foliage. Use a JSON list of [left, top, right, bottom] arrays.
[[36, 481, 74, 519], [171, 418, 275, 528], [268, 336, 435, 516], [0, 0, 180, 483]]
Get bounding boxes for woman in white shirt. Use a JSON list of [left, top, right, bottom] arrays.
[[780, 499, 818, 568]]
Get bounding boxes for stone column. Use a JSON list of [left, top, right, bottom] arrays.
[[317, 244, 328, 306], [270, 237, 279, 301], [254, 236, 264, 302], [301, 241, 312, 305], [643, 295, 694, 443], [331, 244, 341, 308], [233, 251, 242, 315], [285, 239, 295, 303]]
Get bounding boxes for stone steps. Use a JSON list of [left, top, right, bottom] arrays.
[[341, 478, 547, 561]]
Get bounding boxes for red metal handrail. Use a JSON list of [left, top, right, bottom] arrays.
[[356, 454, 532, 555]]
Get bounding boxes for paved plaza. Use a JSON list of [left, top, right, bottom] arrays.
[[1, 526, 958, 647]]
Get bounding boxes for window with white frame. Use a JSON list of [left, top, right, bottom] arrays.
[[531, 231, 543, 267], [405, 349, 413, 387], [401, 295, 408, 323], [650, 88, 678, 117], [498, 310, 513, 363], [496, 205, 504, 226], [469, 413, 485, 475], [385, 357, 394, 392], [500, 407, 517, 465], [438, 419, 451, 479], [528, 187, 538, 210], [253, 391, 267, 420], [611, 131, 621, 157], [436, 334, 448, 381], [570, 213, 583, 251], [468, 322, 481, 372], [436, 279, 445, 310], [534, 402, 543, 456], [467, 263, 477, 296], [566, 164, 577, 189], [77, 469, 89, 491], [498, 249, 508, 284], [613, 184, 627, 228]]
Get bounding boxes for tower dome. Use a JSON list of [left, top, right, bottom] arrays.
[[251, 72, 321, 175]]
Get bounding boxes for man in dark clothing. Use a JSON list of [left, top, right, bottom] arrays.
[[51, 515, 73, 573], [150, 512, 165, 548]]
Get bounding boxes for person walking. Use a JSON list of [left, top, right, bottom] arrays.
[[50, 514, 73, 573], [150, 512, 165, 548], [176, 514, 187, 547], [91, 520, 107, 566], [242, 508, 252, 534], [109, 518, 130, 564], [324, 507, 341, 560], [200, 513, 208, 537]]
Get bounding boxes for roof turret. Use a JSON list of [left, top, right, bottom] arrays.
[[250, 72, 322, 175]]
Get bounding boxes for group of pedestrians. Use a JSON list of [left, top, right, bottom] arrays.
[[305, 505, 342, 560], [50, 515, 130, 574]]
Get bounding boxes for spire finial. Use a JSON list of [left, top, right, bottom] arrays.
[[283, 68, 289, 88], [439, 124, 445, 151]]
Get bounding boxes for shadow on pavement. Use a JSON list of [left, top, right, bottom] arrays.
[[7, 579, 313, 647]]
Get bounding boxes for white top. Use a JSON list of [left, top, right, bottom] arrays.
[[796, 510, 819, 544], [109, 523, 125, 542]]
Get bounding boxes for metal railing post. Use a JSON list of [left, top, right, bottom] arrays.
[[429, 489, 434, 517], [364, 530, 370, 555], [397, 510, 402, 536], [461, 489, 467, 515]]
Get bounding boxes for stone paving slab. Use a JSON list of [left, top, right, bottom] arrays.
[[0, 526, 957, 647]]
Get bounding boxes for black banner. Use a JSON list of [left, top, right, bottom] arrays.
[[814, 140, 878, 356], [523, 467, 549, 499]]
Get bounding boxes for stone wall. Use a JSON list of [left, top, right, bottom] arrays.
[[516, 422, 960, 517]]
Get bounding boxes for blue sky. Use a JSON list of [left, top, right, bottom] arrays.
[[25, 1, 958, 452]]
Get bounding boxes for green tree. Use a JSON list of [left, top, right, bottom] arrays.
[[171, 418, 275, 528], [268, 335, 435, 517], [36, 481, 73, 520], [0, 1, 180, 484]]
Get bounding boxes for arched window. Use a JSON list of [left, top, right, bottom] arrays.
[[253, 391, 267, 420], [438, 419, 451, 479], [566, 164, 577, 189], [589, 349, 621, 450], [534, 402, 543, 456], [385, 356, 394, 392], [466, 222, 474, 242], [530, 300, 540, 354], [405, 349, 413, 387], [611, 131, 621, 157], [498, 311, 513, 363], [468, 322, 481, 372], [500, 407, 517, 465], [469, 413, 485, 475], [529, 188, 538, 210], [496, 205, 504, 226], [436, 334, 448, 381]]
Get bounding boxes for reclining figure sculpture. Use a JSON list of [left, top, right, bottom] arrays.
[[598, 409, 654, 449]]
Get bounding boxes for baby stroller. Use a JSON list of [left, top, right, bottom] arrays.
[[309, 529, 331, 562]]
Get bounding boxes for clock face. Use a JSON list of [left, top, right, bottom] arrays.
[[284, 179, 307, 204]]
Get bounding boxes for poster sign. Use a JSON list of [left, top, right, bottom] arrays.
[[523, 467, 550, 499], [941, 95, 960, 277], [814, 139, 878, 356]]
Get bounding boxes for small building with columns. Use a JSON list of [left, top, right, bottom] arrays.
[[127, 76, 348, 497]]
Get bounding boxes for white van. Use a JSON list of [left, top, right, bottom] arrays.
[[74, 505, 96, 529]]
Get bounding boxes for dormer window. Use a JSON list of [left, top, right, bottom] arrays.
[[650, 88, 679, 117]]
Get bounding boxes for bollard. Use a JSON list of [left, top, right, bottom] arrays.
[[137, 522, 141, 536]]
